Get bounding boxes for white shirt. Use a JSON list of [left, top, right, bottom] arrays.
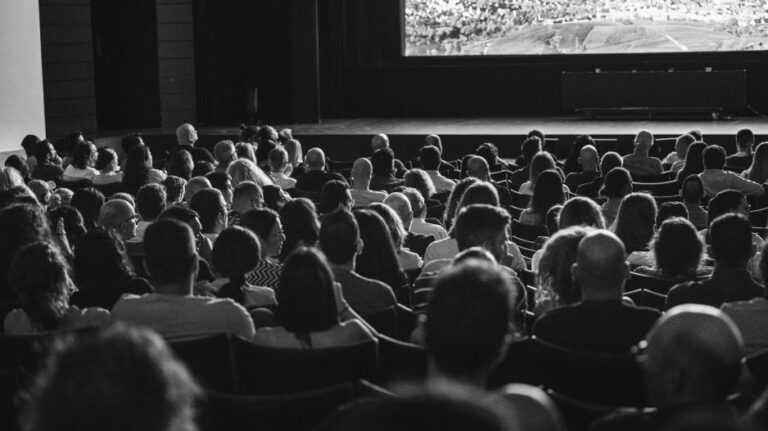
[[423, 237, 459, 265], [699, 169, 764, 197], [426, 170, 456, 194], [270, 172, 297, 190], [410, 218, 448, 241], [350, 188, 387, 207], [63, 165, 98, 181]]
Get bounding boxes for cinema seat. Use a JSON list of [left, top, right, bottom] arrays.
[[375, 334, 427, 385], [168, 333, 237, 392]]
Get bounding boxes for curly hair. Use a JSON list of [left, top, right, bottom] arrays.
[[11, 242, 71, 331], [403, 168, 436, 200], [443, 178, 480, 230], [74, 227, 136, 287], [278, 198, 320, 261], [612, 192, 657, 254], [536, 226, 593, 308]]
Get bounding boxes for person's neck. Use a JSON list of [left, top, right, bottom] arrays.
[[736, 148, 751, 157], [712, 262, 748, 277], [231, 201, 252, 214], [581, 287, 623, 302], [634, 148, 649, 156], [331, 261, 355, 272], [352, 179, 370, 191], [426, 362, 488, 393], [154, 282, 193, 296], [582, 165, 598, 172]]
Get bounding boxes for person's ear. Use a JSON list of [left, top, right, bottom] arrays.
[[623, 261, 631, 280], [355, 238, 364, 255], [571, 262, 579, 284]]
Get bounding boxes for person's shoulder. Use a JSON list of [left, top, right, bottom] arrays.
[[722, 297, 768, 313], [339, 319, 376, 343]]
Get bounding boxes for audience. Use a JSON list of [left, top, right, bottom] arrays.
[[564, 143, 600, 191], [70, 227, 153, 310], [47, 204, 86, 248], [213, 139, 237, 173], [666, 213, 762, 309], [442, 177, 479, 231], [206, 171, 233, 208], [535, 226, 593, 314], [370, 147, 404, 192], [576, 151, 622, 198], [350, 158, 388, 206], [62, 140, 98, 182], [401, 187, 448, 240], [122, 144, 165, 196], [211, 226, 277, 308], [353, 208, 409, 293], [403, 168, 437, 205], [238, 208, 285, 290], [31, 139, 64, 182], [166, 149, 194, 181], [369, 202, 424, 272], [726, 128, 755, 171], [743, 141, 768, 185], [284, 138, 306, 178], [371, 133, 407, 178], [226, 158, 272, 188], [97, 199, 138, 242], [252, 247, 375, 348], [182, 176, 211, 203], [189, 188, 228, 242], [262, 184, 289, 212], [722, 239, 768, 354], [612, 192, 657, 264], [319, 209, 396, 316], [111, 219, 255, 340], [423, 134, 459, 179], [5, 242, 110, 334], [509, 136, 543, 186], [533, 230, 661, 354], [700, 144, 764, 198], [665, 133, 696, 172], [318, 180, 354, 216], [134, 183, 166, 241], [623, 130, 662, 178], [92, 147, 123, 186]]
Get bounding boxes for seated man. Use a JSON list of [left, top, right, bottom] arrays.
[[476, 142, 510, 172], [97, 199, 138, 242], [667, 213, 762, 309], [465, 156, 513, 207], [532, 230, 661, 354], [593, 305, 743, 431], [725, 128, 754, 172], [370, 148, 404, 192], [699, 144, 764, 198], [623, 130, 662, 178], [420, 145, 456, 194], [295, 147, 347, 193], [349, 158, 387, 207], [213, 139, 237, 173], [423, 134, 459, 179], [111, 219, 255, 341], [134, 184, 166, 241], [401, 187, 448, 241], [175, 123, 216, 164], [319, 209, 396, 316], [371, 133, 407, 178], [228, 181, 263, 226], [182, 176, 211, 204], [268, 147, 297, 190], [189, 188, 228, 243], [576, 151, 623, 198], [564, 144, 600, 191]]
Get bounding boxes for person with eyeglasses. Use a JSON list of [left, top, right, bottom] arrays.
[[97, 199, 139, 242]]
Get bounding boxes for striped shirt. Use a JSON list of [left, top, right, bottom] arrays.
[[245, 259, 283, 289]]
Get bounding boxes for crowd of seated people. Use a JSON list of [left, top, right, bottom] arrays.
[[6, 124, 768, 430]]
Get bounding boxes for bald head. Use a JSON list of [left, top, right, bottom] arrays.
[[466, 156, 490, 181], [305, 148, 326, 171], [175, 123, 197, 146], [183, 176, 211, 202], [371, 134, 390, 152], [572, 230, 628, 299], [351, 158, 373, 189], [98, 199, 137, 241], [634, 130, 654, 152], [384, 192, 413, 229], [579, 145, 599, 172], [644, 304, 743, 406]]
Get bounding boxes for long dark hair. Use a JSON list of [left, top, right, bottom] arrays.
[[279, 198, 320, 261], [73, 227, 135, 287], [122, 144, 152, 195], [613, 193, 658, 254], [529, 170, 565, 220], [277, 247, 339, 346], [353, 209, 407, 291], [212, 226, 261, 305], [0, 204, 54, 302], [676, 142, 707, 181], [11, 242, 71, 331]]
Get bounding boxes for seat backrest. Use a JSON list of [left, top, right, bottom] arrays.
[[168, 333, 237, 392], [375, 335, 427, 386], [506, 205, 524, 220], [509, 189, 531, 208], [361, 307, 397, 338], [92, 182, 123, 198], [200, 383, 354, 431], [231, 336, 378, 395], [510, 220, 547, 242], [750, 207, 768, 228], [547, 389, 650, 431], [58, 178, 93, 191], [625, 272, 681, 295], [746, 348, 768, 387], [395, 304, 418, 342], [632, 180, 680, 196]]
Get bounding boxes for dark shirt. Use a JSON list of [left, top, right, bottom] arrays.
[[295, 170, 348, 193], [70, 277, 154, 310], [665, 267, 763, 310], [370, 174, 403, 192], [493, 182, 514, 207], [725, 153, 752, 172], [566, 170, 601, 192], [576, 176, 605, 198], [31, 163, 64, 183], [404, 232, 435, 258], [256, 140, 277, 167], [508, 167, 529, 189], [533, 300, 661, 355], [332, 267, 396, 316], [438, 160, 460, 179], [178, 144, 216, 165]]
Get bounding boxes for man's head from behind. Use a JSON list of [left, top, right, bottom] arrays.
[[97, 199, 137, 242], [643, 304, 743, 407], [189, 188, 227, 234], [351, 158, 373, 188], [578, 145, 599, 171], [383, 192, 413, 230], [706, 189, 748, 228], [319, 209, 361, 267], [736, 128, 754, 152], [305, 147, 326, 172], [634, 130, 654, 152], [453, 204, 510, 261], [424, 134, 443, 153], [371, 133, 390, 152], [681, 175, 704, 204], [213, 139, 236, 167], [709, 213, 754, 269], [466, 156, 490, 181], [175, 123, 197, 146], [425, 259, 515, 383], [183, 176, 211, 203], [703, 145, 727, 170], [135, 184, 167, 222], [23, 324, 200, 431], [144, 219, 198, 291], [419, 145, 442, 171], [232, 181, 263, 212], [599, 151, 623, 175], [571, 230, 629, 300]]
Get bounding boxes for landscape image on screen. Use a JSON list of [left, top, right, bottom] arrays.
[[404, 0, 768, 56]]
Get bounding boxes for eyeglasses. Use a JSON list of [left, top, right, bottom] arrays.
[[270, 230, 285, 239], [120, 215, 139, 226]]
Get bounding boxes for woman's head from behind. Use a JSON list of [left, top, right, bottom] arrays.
[[443, 177, 479, 229], [748, 142, 768, 184], [73, 227, 134, 286], [11, 242, 71, 331], [530, 169, 565, 217], [278, 247, 338, 339], [529, 152, 556, 186], [239, 208, 283, 259], [559, 196, 605, 229], [167, 149, 194, 181], [600, 167, 632, 199], [651, 217, 703, 279], [680, 141, 707, 176], [537, 226, 593, 306], [613, 192, 658, 254], [353, 209, 401, 280], [318, 180, 353, 215], [279, 198, 319, 259], [368, 202, 407, 250], [403, 168, 436, 200], [212, 226, 261, 305], [227, 158, 272, 187], [70, 187, 105, 229], [47, 205, 86, 248]]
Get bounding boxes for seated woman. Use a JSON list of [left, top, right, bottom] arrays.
[[519, 170, 566, 227], [369, 202, 423, 271], [353, 209, 409, 293], [318, 180, 353, 216], [5, 242, 110, 335], [599, 167, 632, 226], [278, 198, 320, 261], [252, 247, 375, 348], [91, 148, 124, 186], [634, 217, 710, 280], [535, 226, 594, 315], [612, 192, 658, 267], [212, 226, 277, 308], [239, 208, 285, 290], [62, 141, 99, 182], [122, 144, 166, 196], [70, 228, 153, 310], [518, 152, 567, 196]]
